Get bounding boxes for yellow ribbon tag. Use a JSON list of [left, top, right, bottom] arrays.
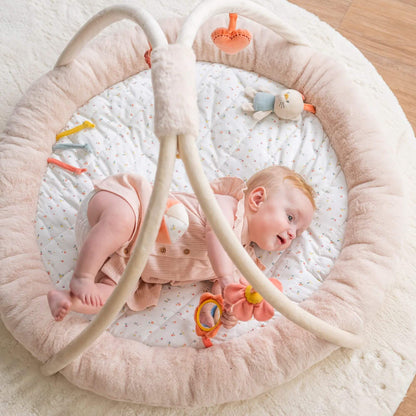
[[56, 121, 95, 141]]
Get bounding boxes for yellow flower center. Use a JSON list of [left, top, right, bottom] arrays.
[[244, 285, 263, 304]]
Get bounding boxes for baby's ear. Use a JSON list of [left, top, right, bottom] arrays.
[[248, 186, 266, 211]]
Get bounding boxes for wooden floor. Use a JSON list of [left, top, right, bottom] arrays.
[[288, 0, 416, 414], [290, 0, 416, 133]]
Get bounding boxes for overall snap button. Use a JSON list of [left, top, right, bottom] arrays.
[[160, 247, 167, 254], [183, 248, 190, 255]]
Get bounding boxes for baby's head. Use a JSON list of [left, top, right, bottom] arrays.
[[244, 166, 315, 251]]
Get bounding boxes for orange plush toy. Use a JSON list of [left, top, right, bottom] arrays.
[[194, 278, 283, 348], [211, 13, 252, 55], [194, 293, 224, 348], [156, 198, 189, 244]]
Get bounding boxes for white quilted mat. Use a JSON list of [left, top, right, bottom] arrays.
[[36, 62, 347, 347]]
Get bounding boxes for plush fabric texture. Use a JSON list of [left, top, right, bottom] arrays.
[[1, 0, 415, 414], [151, 44, 199, 139]]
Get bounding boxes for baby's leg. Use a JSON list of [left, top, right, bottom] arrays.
[[48, 276, 116, 321], [70, 190, 136, 306]]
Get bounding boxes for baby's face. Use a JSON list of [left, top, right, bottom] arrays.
[[247, 183, 314, 252]]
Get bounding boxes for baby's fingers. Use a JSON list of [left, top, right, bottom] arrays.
[[221, 311, 238, 329]]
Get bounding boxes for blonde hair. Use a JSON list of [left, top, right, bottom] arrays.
[[245, 166, 316, 209]]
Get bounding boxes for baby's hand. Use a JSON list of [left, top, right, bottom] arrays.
[[221, 309, 238, 329]]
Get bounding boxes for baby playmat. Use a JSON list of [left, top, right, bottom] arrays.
[[37, 61, 346, 348], [1, 0, 416, 415]]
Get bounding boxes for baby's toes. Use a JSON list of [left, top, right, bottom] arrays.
[[97, 295, 104, 307], [88, 294, 95, 306], [88, 295, 95, 307], [93, 295, 100, 307], [200, 311, 214, 328]]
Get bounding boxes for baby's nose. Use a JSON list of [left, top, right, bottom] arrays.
[[287, 229, 296, 240]]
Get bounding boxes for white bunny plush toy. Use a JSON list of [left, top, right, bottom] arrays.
[[242, 86, 315, 122]]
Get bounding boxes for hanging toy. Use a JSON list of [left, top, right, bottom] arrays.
[[223, 277, 283, 321], [194, 277, 283, 347], [211, 13, 252, 55], [242, 86, 316, 122], [194, 293, 224, 348], [156, 198, 189, 244]]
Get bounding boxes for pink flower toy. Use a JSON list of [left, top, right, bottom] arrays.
[[194, 278, 283, 348], [224, 278, 283, 321]]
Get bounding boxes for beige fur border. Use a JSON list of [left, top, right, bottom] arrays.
[[0, 15, 405, 407]]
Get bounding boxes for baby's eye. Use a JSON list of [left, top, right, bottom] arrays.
[[288, 214, 294, 222]]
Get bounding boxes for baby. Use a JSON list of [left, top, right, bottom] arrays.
[[47, 165, 315, 327]]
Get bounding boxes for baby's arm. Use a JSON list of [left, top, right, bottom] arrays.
[[206, 194, 238, 291], [206, 195, 239, 329]]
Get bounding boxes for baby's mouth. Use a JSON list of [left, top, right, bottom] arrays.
[[277, 235, 286, 245]]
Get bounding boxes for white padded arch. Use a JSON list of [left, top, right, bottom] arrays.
[[55, 4, 168, 67], [41, 134, 178, 376], [42, 5, 173, 376], [172, 0, 361, 350], [178, 133, 362, 348]]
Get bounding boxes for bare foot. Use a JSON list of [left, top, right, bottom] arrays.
[[47, 290, 72, 321], [199, 303, 216, 328], [70, 274, 103, 307]]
